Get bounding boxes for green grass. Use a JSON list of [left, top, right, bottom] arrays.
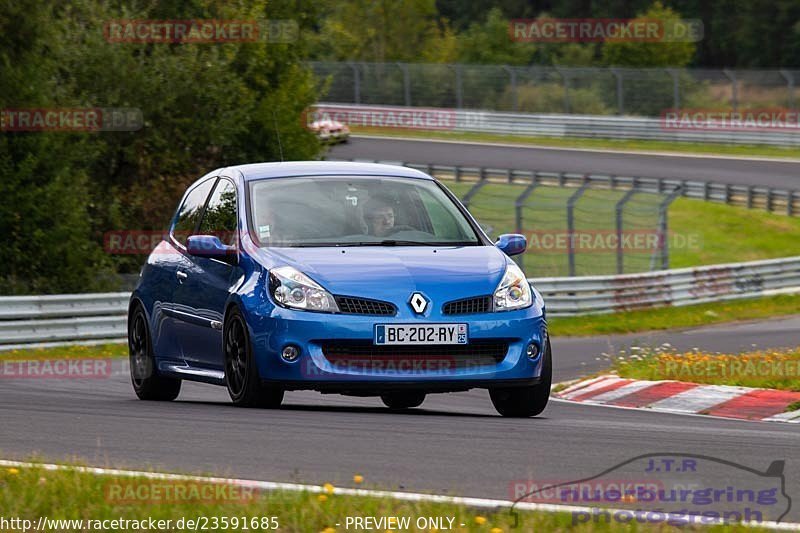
[[548, 294, 800, 337], [669, 199, 800, 267], [351, 127, 800, 159], [0, 343, 127, 361], [0, 463, 776, 532], [611, 345, 800, 392]]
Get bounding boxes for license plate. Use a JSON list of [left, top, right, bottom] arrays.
[[374, 324, 468, 345]]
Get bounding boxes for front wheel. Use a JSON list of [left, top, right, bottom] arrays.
[[129, 305, 181, 401], [490, 339, 552, 417], [224, 308, 284, 408], [381, 391, 426, 410]]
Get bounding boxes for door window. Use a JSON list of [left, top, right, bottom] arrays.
[[199, 179, 238, 246], [172, 179, 216, 246]]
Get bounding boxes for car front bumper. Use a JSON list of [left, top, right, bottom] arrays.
[[243, 303, 548, 393]]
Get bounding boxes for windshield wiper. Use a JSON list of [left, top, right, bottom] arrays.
[[272, 240, 480, 248], [378, 239, 437, 246], [344, 240, 479, 247]]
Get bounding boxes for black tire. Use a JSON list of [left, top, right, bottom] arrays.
[[489, 339, 552, 417], [224, 308, 284, 408], [129, 305, 181, 401], [381, 391, 426, 410]]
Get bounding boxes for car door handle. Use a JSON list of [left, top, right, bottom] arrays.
[[176, 271, 188, 281]]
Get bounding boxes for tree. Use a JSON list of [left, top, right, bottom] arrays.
[[308, 0, 450, 62], [0, 0, 324, 293], [455, 7, 536, 65], [0, 0, 112, 294], [602, 2, 696, 68]]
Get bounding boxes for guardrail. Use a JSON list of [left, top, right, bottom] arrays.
[[314, 102, 800, 146], [328, 159, 800, 217], [1, 256, 798, 346], [536, 255, 800, 316], [0, 293, 129, 347]]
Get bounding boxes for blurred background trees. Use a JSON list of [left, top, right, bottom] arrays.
[[1, 0, 797, 293]]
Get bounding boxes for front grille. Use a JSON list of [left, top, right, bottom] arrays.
[[335, 296, 397, 316], [320, 340, 508, 370], [442, 295, 492, 315]]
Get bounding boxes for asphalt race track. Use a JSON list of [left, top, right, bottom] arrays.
[[2, 316, 799, 520], [328, 136, 800, 190], [3, 139, 800, 524]]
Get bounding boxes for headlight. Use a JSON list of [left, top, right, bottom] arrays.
[[493, 262, 532, 311], [268, 266, 339, 313]]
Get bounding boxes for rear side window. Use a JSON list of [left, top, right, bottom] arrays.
[[199, 179, 237, 246], [172, 179, 215, 246]]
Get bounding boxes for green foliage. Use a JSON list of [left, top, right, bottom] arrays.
[[502, 83, 610, 114], [455, 7, 535, 65], [0, 0, 323, 293], [602, 2, 696, 67], [0, 1, 113, 294], [308, 0, 452, 62]]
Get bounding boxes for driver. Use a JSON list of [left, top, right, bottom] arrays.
[[364, 199, 395, 237]]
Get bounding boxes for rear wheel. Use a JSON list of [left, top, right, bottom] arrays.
[[129, 305, 181, 401], [381, 391, 426, 410], [224, 308, 283, 408], [490, 339, 552, 417]]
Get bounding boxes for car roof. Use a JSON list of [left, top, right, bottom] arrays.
[[222, 161, 433, 182]]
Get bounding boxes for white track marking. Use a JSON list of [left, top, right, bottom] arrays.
[[647, 384, 752, 413], [581, 380, 657, 404], [559, 375, 622, 399], [764, 410, 800, 423]]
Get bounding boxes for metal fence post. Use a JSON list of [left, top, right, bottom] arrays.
[[449, 64, 464, 109], [723, 69, 738, 111], [780, 69, 795, 109], [462, 168, 488, 208], [503, 65, 518, 111], [347, 61, 361, 104], [666, 68, 680, 109], [566, 180, 590, 277], [657, 186, 684, 270], [612, 68, 624, 115], [554, 67, 571, 113], [514, 177, 539, 273], [397, 62, 411, 106], [615, 187, 638, 274]]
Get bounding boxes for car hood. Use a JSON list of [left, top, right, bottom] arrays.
[[261, 245, 509, 302]]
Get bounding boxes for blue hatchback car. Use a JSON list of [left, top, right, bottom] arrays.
[[129, 162, 550, 416]]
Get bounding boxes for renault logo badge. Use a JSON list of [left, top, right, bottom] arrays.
[[409, 292, 428, 314]]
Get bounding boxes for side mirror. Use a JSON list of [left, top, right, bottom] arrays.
[[186, 235, 238, 264], [495, 233, 527, 256]]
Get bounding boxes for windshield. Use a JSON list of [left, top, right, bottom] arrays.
[[248, 176, 482, 247]]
